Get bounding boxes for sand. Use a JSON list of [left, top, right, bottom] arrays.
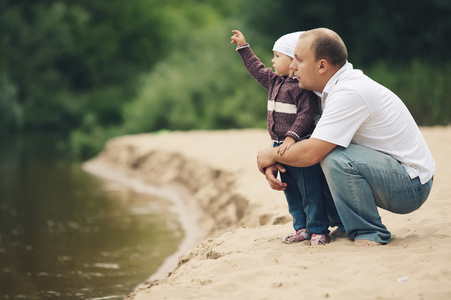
[[83, 127, 451, 300]]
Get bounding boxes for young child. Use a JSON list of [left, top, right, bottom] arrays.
[[231, 30, 330, 245]]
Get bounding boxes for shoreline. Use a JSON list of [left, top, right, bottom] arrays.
[[84, 128, 451, 300], [82, 161, 206, 284]]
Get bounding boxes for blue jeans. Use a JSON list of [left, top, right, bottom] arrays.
[[321, 144, 434, 244], [274, 142, 330, 234]]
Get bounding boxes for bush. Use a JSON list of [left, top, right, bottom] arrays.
[[365, 61, 451, 126]]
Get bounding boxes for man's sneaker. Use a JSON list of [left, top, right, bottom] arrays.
[[282, 229, 311, 244], [310, 233, 331, 245]]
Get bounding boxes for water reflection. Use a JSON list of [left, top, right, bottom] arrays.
[[0, 134, 182, 299]]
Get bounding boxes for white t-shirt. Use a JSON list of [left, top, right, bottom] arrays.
[[312, 62, 435, 184]]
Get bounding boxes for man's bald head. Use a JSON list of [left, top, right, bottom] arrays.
[[300, 28, 348, 68]]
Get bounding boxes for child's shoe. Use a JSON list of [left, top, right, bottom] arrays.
[[282, 228, 310, 244], [310, 233, 331, 245]]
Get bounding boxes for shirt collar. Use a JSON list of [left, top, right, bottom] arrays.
[[317, 61, 353, 101]]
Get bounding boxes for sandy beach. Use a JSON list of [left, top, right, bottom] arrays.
[[84, 127, 451, 300]]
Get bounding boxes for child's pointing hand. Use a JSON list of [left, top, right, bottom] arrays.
[[231, 30, 246, 47]]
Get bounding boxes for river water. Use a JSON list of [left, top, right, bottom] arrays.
[[0, 133, 184, 299]]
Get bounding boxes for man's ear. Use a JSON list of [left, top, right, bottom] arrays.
[[318, 59, 328, 75]]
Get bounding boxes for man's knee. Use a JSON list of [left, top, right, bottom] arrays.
[[320, 147, 348, 178]]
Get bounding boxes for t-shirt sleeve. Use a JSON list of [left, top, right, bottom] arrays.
[[311, 89, 370, 147]]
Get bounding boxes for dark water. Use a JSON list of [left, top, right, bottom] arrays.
[[0, 134, 182, 299]]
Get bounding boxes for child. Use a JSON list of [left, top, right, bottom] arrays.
[[231, 30, 330, 245]]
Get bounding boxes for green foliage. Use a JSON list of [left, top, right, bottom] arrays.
[[0, 0, 168, 132], [122, 23, 268, 133], [0, 73, 22, 131], [118, 2, 271, 133], [70, 125, 123, 159], [1, 0, 450, 158], [365, 61, 451, 126], [239, 0, 451, 67], [70, 1, 272, 158]]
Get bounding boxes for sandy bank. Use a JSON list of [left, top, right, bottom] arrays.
[[84, 128, 451, 300]]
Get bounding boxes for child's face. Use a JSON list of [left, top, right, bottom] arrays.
[[271, 51, 292, 76]]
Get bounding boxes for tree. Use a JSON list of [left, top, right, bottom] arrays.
[[0, 0, 168, 133]]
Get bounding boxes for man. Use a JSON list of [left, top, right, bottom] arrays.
[[257, 28, 435, 247]]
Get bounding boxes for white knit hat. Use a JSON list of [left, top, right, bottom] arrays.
[[272, 31, 304, 58]]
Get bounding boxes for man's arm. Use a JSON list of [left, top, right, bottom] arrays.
[[257, 138, 337, 173]]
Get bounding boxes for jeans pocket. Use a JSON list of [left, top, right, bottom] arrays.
[[389, 178, 429, 214]]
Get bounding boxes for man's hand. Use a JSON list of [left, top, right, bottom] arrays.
[[257, 146, 277, 174], [264, 164, 287, 191], [259, 138, 338, 170], [231, 30, 246, 47]]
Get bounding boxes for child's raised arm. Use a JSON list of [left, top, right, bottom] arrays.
[[231, 30, 247, 47]]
